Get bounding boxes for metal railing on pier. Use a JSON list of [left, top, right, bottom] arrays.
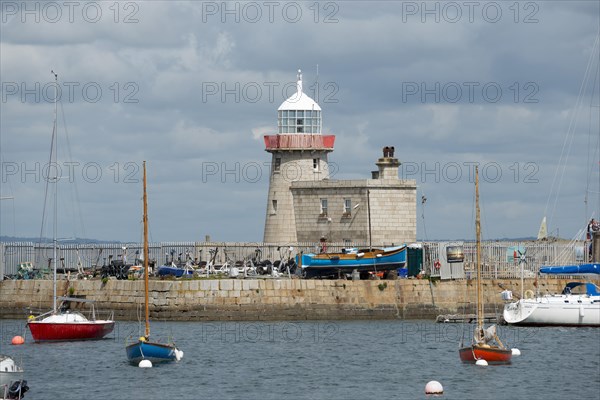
[[0, 240, 589, 279]]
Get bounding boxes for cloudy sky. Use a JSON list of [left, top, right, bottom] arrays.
[[1, 1, 599, 243]]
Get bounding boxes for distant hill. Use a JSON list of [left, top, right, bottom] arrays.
[[416, 236, 539, 242], [3, 235, 545, 244], [0, 236, 123, 244]]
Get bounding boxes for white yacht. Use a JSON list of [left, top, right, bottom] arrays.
[[503, 281, 600, 326]]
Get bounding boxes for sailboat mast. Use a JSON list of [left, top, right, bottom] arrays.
[[475, 166, 483, 335], [51, 70, 58, 314], [367, 189, 372, 251], [143, 161, 150, 338]]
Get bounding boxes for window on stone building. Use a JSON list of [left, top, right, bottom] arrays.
[[313, 158, 319, 171], [320, 198, 328, 216], [274, 157, 281, 172], [272, 200, 278, 214], [343, 198, 351, 215]]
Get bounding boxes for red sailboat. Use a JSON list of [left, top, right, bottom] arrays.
[[26, 71, 114, 342], [27, 297, 114, 342], [459, 166, 512, 364]]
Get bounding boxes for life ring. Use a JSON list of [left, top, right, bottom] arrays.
[[524, 289, 534, 299], [434, 260, 441, 269]]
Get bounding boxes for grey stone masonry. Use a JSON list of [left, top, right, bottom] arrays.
[[264, 144, 417, 246], [263, 148, 332, 244], [291, 177, 416, 245]]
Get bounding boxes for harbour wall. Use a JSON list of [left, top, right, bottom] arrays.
[[0, 278, 579, 321]]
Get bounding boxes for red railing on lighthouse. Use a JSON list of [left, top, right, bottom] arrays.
[[263, 134, 335, 150]]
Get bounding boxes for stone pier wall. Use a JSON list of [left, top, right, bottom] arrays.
[[0, 278, 578, 321]]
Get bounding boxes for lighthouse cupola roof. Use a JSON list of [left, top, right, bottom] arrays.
[[277, 69, 322, 134], [278, 70, 321, 112]]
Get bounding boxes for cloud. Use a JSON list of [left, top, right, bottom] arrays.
[[1, 1, 599, 242]]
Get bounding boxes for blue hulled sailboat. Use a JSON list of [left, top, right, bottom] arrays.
[[125, 161, 183, 365]]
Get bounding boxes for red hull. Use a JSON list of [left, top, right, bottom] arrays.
[[459, 345, 512, 364], [27, 321, 115, 342]]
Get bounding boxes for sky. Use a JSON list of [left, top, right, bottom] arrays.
[[0, 1, 599, 243]]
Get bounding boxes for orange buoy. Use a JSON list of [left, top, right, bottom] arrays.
[[11, 336, 25, 345]]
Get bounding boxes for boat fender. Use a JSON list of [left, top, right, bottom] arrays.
[[524, 289, 534, 299], [434, 260, 441, 269], [8, 380, 29, 398]]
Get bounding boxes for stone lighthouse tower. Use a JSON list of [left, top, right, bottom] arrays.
[[263, 70, 335, 244]]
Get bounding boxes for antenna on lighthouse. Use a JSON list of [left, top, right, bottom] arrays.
[[315, 64, 319, 103], [297, 69, 302, 95]]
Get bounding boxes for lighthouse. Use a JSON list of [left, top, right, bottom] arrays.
[[262, 70, 335, 244], [262, 70, 416, 246]]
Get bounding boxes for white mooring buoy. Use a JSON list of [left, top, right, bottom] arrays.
[[511, 348, 521, 356], [476, 359, 488, 366], [139, 359, 153, 368], [425, 380, 444, 395], [175, 349, 184, 361]]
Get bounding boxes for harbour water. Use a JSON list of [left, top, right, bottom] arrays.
[[1, 319, 598, 399]]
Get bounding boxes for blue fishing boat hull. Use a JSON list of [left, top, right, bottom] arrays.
[[540, 263, 600, 275], [157, 265, 194, 277], [126, 340, 178, 364], [299, 245, 407, 278]]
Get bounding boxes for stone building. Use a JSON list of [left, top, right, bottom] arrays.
[[263, 70, 416, 246]]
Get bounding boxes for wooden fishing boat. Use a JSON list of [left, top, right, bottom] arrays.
[[459, 166, 512, 364], [299, 245, 406, 278]]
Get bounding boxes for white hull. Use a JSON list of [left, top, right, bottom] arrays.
[[0, 356, 23, 387], [0, 372, 23, 388], [503, 293, 600, 326]]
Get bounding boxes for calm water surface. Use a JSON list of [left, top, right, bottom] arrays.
[[0, 319, 598, 400]]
